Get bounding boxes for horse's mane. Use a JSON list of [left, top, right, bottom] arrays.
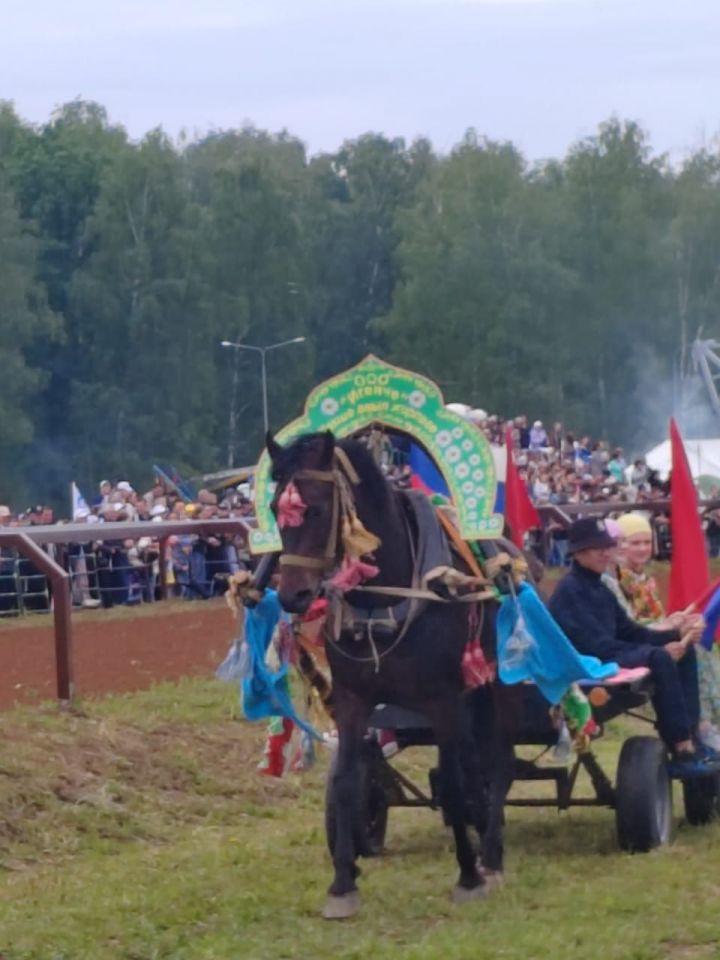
[[337, 437, 393, 510], [271, 432, 392, 510]]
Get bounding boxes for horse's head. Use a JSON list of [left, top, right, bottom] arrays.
[[267, 430, 341, 614]]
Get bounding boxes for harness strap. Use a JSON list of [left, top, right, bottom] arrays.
[[279, 554, 330, 570], [435, 507, 489, 582], [293, 448, 360, 486], [326, 473, 340, 559], [348, 584, 496, 603], [333, 447, 361, 484], [294, 468, 335, 483]]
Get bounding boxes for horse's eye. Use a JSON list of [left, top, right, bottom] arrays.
[[305, 505, 322, 520]]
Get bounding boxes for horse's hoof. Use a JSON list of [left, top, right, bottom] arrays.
[[480, 869, 504, 891], [322, 891, 361, 920], [452, 882, 487, 905]]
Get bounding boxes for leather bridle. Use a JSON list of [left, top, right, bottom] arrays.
[[277, 447, 360, 572]]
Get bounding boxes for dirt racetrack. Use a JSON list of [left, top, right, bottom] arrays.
[[0, 564, 678, 711], [0, 599, 234, 709]]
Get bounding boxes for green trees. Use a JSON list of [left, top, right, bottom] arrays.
[[0, 102, 719, 507], [0, 170, 54, 500], [307, 134, 432, 378], [380, 133, 564, 413], [188, 129, 314, 464]]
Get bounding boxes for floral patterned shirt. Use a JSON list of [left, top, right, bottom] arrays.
[[617, 566, 665, 624]]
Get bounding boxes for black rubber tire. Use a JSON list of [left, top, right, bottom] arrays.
[[683, 774, 720, 826], [616, 736, 672, 852], [325, 741, 389, 858]]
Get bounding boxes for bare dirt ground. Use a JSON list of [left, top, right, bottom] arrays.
[[0, 600, 234, 708]]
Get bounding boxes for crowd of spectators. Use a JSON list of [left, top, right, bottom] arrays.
[[503, 416, 664, 508], [446, 409, 661, 506], [0, 477, 255, 617], [455, 409, 720, 567], [1, 413, 718, 615]]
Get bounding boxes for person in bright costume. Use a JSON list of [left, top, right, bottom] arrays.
[[615, 513, 720, 752]]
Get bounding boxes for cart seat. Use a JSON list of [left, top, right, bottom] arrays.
[[369, 668, 653, 749]]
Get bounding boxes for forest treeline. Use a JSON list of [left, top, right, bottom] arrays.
[[0, 100, 718, 505]]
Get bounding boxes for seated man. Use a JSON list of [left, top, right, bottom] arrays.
[[549, 517, 715, 772]]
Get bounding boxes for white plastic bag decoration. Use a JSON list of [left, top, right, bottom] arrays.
[[499, 606, 536, 674]]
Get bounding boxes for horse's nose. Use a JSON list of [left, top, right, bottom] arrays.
[[281, 588, 314, 614]]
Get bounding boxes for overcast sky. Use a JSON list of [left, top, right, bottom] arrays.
[[3, 0, 720, 160]]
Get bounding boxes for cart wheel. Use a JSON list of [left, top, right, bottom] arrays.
[[325, 740, 389, 858], [616, 736, 672, 852], [682, 774, 720, 826]]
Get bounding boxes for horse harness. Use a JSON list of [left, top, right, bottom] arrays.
[[277, 449, 499, 669], [277, 446, 360, 573]]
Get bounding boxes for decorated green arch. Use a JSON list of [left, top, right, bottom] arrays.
[[250, 355, 503, 554]]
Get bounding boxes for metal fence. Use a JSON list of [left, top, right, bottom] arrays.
[[0, 535, 251, 617], [0, 519, 253, 702]]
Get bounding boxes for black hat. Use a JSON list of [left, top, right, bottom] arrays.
[[567, 517, 616, 555]]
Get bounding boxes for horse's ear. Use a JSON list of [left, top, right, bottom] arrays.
[[322, 430, 335, 463], [266, 430, 283, 462]]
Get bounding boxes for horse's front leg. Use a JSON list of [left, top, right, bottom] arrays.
[[479, 738, 514, 888], [323, 684, 369, 920], [477, 685, 519, 887], [429, 702, 486, 904]]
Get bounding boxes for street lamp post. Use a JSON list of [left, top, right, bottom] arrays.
[[221, 336, 306, 463]]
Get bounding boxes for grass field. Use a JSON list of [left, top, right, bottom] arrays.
[[1, 678, 719, 960]]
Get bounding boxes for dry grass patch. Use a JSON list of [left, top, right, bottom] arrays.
[[0, 680, 300, 868]]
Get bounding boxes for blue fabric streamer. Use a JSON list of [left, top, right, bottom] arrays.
[[237, 590, 322, 740], [497, 582, 619, 704], [701, 584, 720, 651]]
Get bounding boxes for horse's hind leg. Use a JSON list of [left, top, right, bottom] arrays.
[[323, 685, 368, 920], [430, 704, 485, 903]]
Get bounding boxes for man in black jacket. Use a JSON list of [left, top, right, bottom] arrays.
[[549, 518, 713, 771]]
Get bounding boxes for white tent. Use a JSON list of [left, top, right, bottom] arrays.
[[644, 438, 720, 486]]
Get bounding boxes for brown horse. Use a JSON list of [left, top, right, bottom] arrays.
[[267, 430, 516, 919]]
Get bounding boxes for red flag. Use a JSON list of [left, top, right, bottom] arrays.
[[691, 575, 720, 614], [667, 418, 709, 612], [410, 473, 433, 496], [503, 426, 541, 549]]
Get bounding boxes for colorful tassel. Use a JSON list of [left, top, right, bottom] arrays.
[[257, 716, 295, 777], [277, 482, 307, 529], [341, 511, 381, 557], [462, 637, 496, 688], [330, 555, 380, 592]]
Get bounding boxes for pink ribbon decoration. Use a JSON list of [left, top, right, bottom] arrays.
[[277, 482, 307, 528], [462, 637, 496, 689], [330, 555, 380, 592]]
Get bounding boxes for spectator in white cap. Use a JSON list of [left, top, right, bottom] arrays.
[[468, 408, 487, 425], [95, 480, 112, 508], [529, 420, 548, 451]]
